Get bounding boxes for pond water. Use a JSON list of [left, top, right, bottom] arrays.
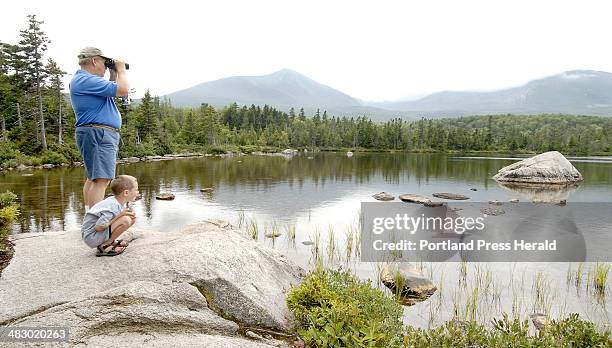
[[1, 152, 610, 329]]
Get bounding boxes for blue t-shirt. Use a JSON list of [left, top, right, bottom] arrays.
[[69, 70, 121, 129]]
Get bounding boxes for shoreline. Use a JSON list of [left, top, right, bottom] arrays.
[[1, 149, 611, 174]]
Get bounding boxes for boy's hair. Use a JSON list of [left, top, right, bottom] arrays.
[[110, 175, 137, 196]]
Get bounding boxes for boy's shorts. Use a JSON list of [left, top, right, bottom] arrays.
[[82, 225, 111, 249], [75, 126, 120, 180]]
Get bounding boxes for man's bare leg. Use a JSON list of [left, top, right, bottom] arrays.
[[87, 178, 111, 207], [83, 179, 93, 210]]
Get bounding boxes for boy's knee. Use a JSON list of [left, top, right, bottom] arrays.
[[118, 216, 132, 226]]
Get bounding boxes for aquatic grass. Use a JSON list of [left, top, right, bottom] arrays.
[[309, 228, 322, 265], [345, 226, 354, 261], [285, 223, 296, 248], [326, 226, 338, 263], [532, 271, 553, 316], [567, 262, 585, 291], [591, 262, 610, 299], [375, 262, 385, 288], [428, 273, 445, 328], [246, 217, 259, 240], [458, 261, 468, 287], [237, 210, 246, 228], [353, 223, 361, 258]]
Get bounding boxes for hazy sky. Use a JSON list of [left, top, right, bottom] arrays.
[[2, 0, 611, 100]]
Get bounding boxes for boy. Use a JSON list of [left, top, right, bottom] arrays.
[[82, 175, 139, 256]]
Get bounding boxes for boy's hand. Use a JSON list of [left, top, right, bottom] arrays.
[[125, 210, 136, 222], [120, 209, 136, 218]]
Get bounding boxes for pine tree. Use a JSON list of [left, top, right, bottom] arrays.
[[19, 14, 50, 150], [45, 59, 66, 144]]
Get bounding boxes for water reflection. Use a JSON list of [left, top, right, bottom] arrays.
[[0, 153, 610, 234], [496, 181, 579, 203]]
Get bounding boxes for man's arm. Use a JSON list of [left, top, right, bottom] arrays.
[[109, 69, 117, 82], [113, 61, 129, 97]]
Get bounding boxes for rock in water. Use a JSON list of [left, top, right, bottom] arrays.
[[265, 232, 282, 238], [0, 220, 304, 345], [530, 313, 550, 331], [200, 188, 214, 193], [423, 201, 444, 207], [156, 193, 175, 200], [281, 149, 298, 156], [380, 264, 437, 306], [493, 151, 582, 184], [372, 192, 395, 201], [481, 207, 505, 216], [432, 193, 470, 200], [399, 194, 431, 204]]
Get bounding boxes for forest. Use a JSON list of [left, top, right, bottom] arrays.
[[1, 15, 610, 169]]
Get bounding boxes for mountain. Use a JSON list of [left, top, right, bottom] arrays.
[[371, 70, 612, 117], [161, 69, 612, 119], [162, 69, 401, 120]]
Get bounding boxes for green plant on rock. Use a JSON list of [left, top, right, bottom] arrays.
[[286, 266, 403, 347], [403, 313, 610, 348], [0, 191, 20, 247]]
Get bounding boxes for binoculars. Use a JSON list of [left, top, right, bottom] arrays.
[[104, 58, 130, 70]]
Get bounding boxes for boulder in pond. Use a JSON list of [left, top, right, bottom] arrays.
[[380, 264, 437, 306], [424, 201, 444, 207], [432, 193, 470, 200], [493, 151, 582, 184], [481, 207, 505, 216], [372, 192, 395, 201], [156, 193, 175, 200], [281, 149, 298, 156], [399, 194, 431, 204], [124, 156, 141, 163]]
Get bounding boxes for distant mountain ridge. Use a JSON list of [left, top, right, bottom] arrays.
[[373, 70, 612, 117], [161, 69, 612, 120]]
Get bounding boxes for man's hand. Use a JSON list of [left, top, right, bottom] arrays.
[[113, 60, 129, 96], [113, 60, 127, 73]]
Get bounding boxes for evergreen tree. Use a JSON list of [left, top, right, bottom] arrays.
[[19, 14, 50, 150], [45, 59, 66, 144]]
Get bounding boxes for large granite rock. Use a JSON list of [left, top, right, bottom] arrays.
[[0, 221, 304, 346], [493, 151, 583, 184]]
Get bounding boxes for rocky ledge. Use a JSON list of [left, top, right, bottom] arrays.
[[0, 220, 305, 347]]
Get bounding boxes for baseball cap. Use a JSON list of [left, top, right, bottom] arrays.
[[78, 47, 108, 59]]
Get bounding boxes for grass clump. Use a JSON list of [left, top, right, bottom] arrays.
[[0, 191, 20, 249], [404, 313, 610, 348], [0, 191, 19, 277], [287, 267, 403, 347]]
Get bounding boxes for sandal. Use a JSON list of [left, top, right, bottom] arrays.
[[111, 239, 129, 247], [96, 243, 126, 257]]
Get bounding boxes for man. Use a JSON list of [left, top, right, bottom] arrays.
[[70, 47, 129, 210]]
